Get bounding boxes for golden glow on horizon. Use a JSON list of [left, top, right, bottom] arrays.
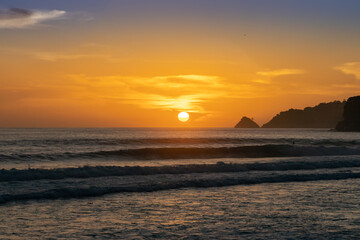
[[178, 112, 189, 122], [1, 2, 360, 127]]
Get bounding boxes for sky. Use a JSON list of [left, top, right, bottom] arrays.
[[1, 0, 360, 127]]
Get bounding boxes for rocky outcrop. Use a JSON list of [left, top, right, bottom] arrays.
[[262, 101, 345, 128], [335, 96, 360, 132], [235, 117, 259, 128]]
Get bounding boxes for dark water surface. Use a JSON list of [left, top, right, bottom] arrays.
[[1, 128, 360, 239]]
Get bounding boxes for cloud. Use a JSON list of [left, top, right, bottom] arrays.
[[0, 68, 316, 116], [0, 47, 108, 62], [335, 62, 360, 80], [253, 68, 304, 85], [66, 72, 316, 113], [67, 74, 226, 113], [252, 79, 271, 84], [0, 8, 65, 29], [4, 70, 359, 119], [257, 69, 304, 77], [31, 52, 101, 62]]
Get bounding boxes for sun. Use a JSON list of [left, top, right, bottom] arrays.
[[178, 112, 189, 122]]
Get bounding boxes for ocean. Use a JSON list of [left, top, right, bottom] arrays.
[[1, 128, 360, 239]]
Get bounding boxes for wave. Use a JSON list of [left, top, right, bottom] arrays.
[[2, 158, 360, 182], [1, 137, 358, 147], [1, 170, 360, 204], [1, 144, 360, 161], [0, 137, 276, 147]]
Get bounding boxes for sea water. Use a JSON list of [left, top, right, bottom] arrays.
[[1, 128, 360, 239]]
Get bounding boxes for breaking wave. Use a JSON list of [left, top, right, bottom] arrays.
[[1, 137, 359, 147], [1, 170, 360, 204], [1, 144, 360, 161], [2, 129, 360, 205], [2, 158, 360, 182]]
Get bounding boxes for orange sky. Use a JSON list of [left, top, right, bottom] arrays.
[[1, 1, 360, 127]]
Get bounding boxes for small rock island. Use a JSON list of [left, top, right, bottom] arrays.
[[336, 96, 360, 132], [234, 116, 260, 128], [234, 96, 360, 131]]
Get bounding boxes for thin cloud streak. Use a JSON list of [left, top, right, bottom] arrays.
[[257, 69, 304, 77], [0, 47, 108, 62], [253, 68, 304, 85], [0, 8, 65, 29], [335, 62, 360, 80]]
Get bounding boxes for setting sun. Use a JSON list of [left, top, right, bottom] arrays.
[[178, 112, 189, 122], [2, 1, 360, 239]]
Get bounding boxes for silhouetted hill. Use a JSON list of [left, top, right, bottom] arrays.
[[235, 116, 259, 128], [262, 101, 345, 128], [336, 96, 360, 131]]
